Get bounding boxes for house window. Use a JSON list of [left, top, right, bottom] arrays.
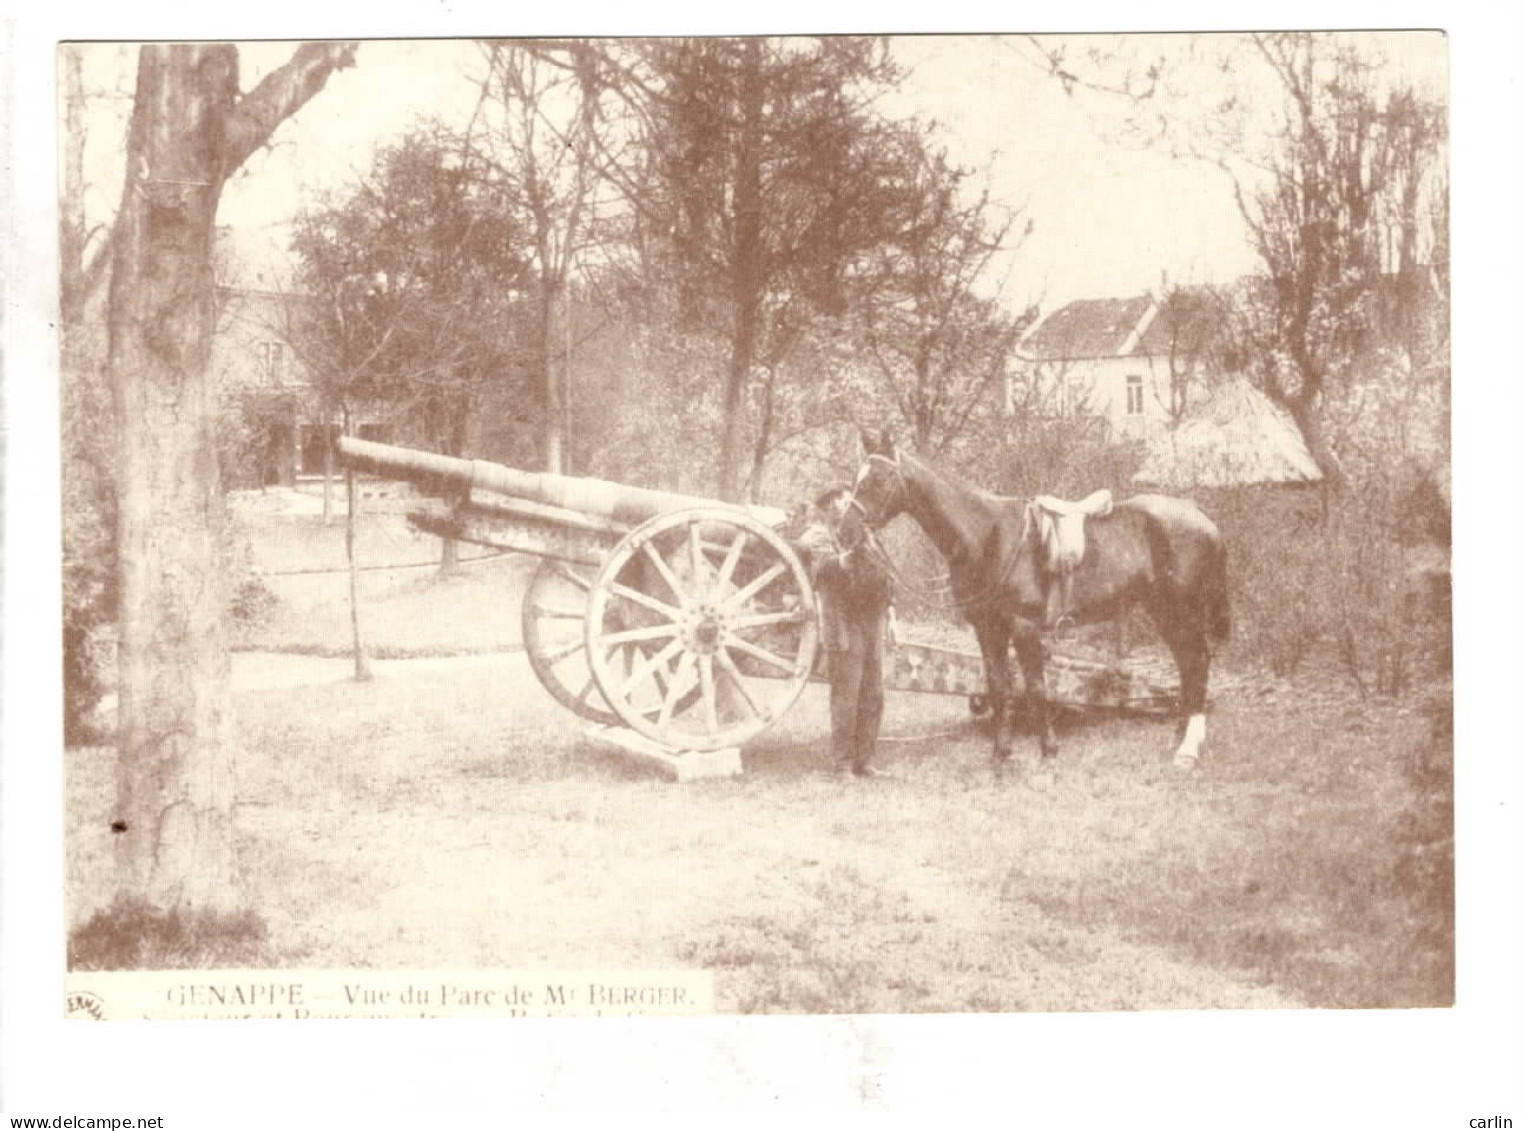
[[1126, 375, 1145, 416], [257, 341, 286, 384]]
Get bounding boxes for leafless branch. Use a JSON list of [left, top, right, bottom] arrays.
[[225, 42, 359, 174]]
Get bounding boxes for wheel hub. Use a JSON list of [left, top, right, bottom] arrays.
[[684, 603, 727, 654]]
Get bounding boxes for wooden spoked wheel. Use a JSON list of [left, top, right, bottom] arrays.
[[522, 557, 705, 727], [585, 507, 819, 752], [521, 558, 621, 725]]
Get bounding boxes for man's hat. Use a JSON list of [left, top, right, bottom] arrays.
[[813, 483, 851, 509]]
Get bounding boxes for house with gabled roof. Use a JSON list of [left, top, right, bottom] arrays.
[[211, 279, 407, 488], [1010, 286, 1330, 488], [1010, 289, 1227, 440], [209, 227, 655, 490]]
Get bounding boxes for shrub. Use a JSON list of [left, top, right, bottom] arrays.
[[1199, 471, 1449, 696], [221, 517, 278, 628], [63, 373, 279, 741], [1200, 485, 1327, 676], [955, 411, 1148, 500], [61, 335, 117, 744], [919, 413, 1451, 702], [216, 388, 303, 491], [1323, 462, 1451, 697]]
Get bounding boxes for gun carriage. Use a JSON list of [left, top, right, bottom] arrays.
[[337, 438, 1177, 759]]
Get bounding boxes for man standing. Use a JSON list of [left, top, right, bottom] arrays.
[[796, 484, 892, 777]]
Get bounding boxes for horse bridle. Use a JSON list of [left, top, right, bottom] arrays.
[[846, 452, 908, 533], [846, 450, 1036, 614], [844, 452, 961, 605]]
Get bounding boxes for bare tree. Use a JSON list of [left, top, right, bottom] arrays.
[[107, 42, 356, 912], [60, 45, 130, 741], [1222, 33, 1447, 481], [60, 48, 112, 325], [469, 44, 609, 474], [289, 129, 529, 570], [534, 37, 908, 501], [1140, 282, 1237, 424], [846, 124, 1037, 453], [1018, 31, 1447, 483]]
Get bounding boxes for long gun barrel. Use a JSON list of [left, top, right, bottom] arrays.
[[336, 436, 785, 527]]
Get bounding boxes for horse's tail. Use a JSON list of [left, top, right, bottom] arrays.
[[1205, 538, 1231, 644]]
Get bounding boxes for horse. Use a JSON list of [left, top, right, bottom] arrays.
[[842, 429, 1230, 770]]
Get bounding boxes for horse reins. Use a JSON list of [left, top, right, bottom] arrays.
[[846, 451, 1036, 616], [845, 454, 957, 605]]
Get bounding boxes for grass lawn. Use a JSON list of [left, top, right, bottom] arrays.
[[67, 656, 1451, 1013], [232, 510, 533, 658], [69, 513, 1452, 1013]]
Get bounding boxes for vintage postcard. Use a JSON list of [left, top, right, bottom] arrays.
[[6, 11, 1520, 1126]]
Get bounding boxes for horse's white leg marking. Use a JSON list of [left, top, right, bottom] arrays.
[[1172, 712, 1207, 770]]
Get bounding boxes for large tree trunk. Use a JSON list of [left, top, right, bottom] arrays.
[[109, 45, 241, 910], [107, 43, 355, 912], [1290, 397, 1340, 487]]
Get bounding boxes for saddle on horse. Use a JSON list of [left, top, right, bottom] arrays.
[[1032, 489, 1113, 631]]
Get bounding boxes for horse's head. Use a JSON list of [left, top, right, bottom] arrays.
[[846, 428, 909, 537]]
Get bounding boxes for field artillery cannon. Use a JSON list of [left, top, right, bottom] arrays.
[[337, 438, 1180, 764], [337, 437, 820, 755]]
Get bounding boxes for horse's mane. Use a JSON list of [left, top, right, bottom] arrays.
[[898, 451, 1020, 574]]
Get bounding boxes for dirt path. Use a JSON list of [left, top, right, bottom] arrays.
[[97, 650, 525, 713], [230, 650, 522, 692]]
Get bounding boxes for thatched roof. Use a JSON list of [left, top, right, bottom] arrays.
[[1134, 378, 1323, 488]]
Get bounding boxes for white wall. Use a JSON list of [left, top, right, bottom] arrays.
[[1012, 354, 1176, 438]]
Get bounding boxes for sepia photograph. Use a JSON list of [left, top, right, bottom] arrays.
[[4, 6, 1520, 1125]]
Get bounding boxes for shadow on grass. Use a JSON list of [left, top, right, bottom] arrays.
[[70, 898, 280, 971]]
